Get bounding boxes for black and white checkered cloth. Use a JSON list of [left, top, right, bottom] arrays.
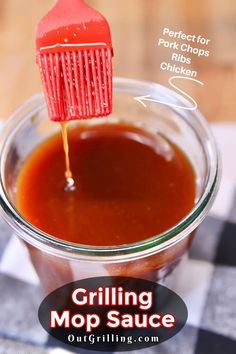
[[0, 123, 235, 354]]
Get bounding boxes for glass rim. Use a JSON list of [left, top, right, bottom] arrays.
[[0, 77, 221, 261]]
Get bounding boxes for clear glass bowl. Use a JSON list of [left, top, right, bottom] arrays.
[[0, 77, 220, 292]]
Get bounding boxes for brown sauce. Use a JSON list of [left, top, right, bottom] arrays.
[[16, 123, 196, 246]]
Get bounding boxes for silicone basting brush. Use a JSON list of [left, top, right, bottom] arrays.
[[36, 0, 113, 121]]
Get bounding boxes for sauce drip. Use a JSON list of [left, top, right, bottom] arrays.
[[16, 123, 196, 246], [60, 122, 75, 191]]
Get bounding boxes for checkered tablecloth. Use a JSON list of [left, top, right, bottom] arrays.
[[0, 123, 235, 354]]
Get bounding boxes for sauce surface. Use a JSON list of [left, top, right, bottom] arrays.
[[16, 123, 196, 246]]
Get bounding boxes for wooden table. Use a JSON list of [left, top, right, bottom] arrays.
[[0, 0, 235, 122]]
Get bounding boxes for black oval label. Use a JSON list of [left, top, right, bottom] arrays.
[[38, 276, 187, 352]]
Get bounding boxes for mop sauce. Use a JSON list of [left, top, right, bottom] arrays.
[[16, 123, 195, 246]]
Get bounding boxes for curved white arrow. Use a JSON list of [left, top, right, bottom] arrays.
[[134, 76, 204, 111]]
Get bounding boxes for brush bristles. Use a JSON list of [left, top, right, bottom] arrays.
[[38, 48, 112, 121]]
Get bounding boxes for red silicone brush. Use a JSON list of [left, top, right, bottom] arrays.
[[36, 0, 113, 122]]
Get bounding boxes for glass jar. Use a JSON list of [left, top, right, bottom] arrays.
[[0, 77, 220, 293]]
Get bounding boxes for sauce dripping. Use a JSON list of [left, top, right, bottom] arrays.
[[60, 122, 76, 191]]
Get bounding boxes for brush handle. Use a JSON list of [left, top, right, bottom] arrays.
[[54, 0, 97, 17], [36, 0, 112, 52], [56, 0, 86, 5]]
